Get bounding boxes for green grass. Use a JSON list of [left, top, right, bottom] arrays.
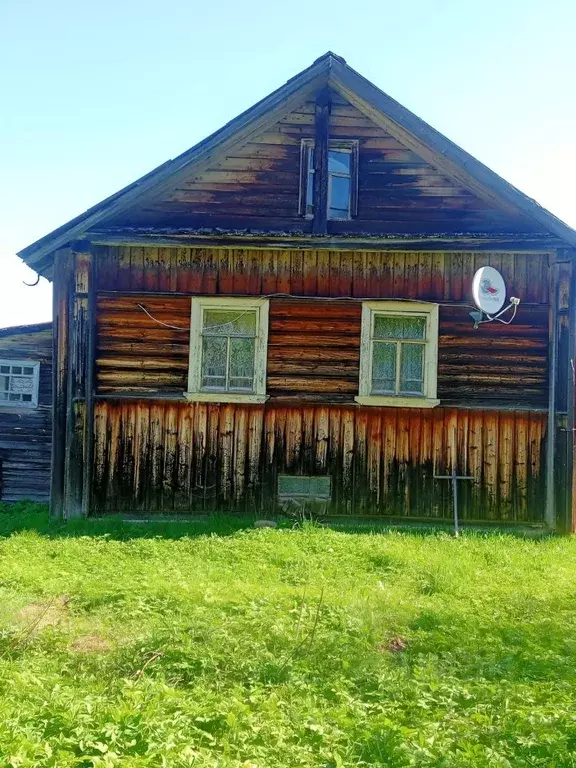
[[0, 503, 575, 767]]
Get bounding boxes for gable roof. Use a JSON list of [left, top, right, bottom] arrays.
[[18, 52, 576, 277], [0, 322, 52, 338]]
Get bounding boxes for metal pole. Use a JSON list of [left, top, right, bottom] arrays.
[[452, 467, 459, 537]]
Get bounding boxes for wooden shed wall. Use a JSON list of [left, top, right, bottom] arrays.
[[92, 401, 546, 522], [107, 90, 541, 236], [94, 246, 550, 407], [0, 328, 52, 503]]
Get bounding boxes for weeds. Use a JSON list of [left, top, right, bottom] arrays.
[[0, 504, 573, 765]]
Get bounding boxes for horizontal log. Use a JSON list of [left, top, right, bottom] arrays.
[[270, 301, 361, 319], [267, 376, 359, 393], [97, 340, 190, 354], [267, 360, 359, 377], [97, 371, 185, 385], [97, 357, 189, 371], [269, 319, 360, 333], [267, 346, 360, 362], [268, 333, 361, 348]]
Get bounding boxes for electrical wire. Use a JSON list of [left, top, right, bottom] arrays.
[[136, 293, 482, 330]]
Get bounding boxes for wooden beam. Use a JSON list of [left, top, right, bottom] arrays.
[[312, 89, 331, 235], [63, 245, 94, 518], [50, 248, 73, 518], [552, 253, 575, 532], [88, 231, 561, 254]]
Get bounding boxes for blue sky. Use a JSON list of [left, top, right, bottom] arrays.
[[1, 0, 575, 326]]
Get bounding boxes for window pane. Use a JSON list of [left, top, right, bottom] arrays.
[[9, 393, 20, 401], [374, 315, 426, 340], [10, 376, 34, 394], [372, 342, 396, 394], [23, 366, 34, 375], [402, 317, 426, 340], [329, 175, 350, 217], [329, 149, 351, 174], [400, 343, 424, 394], [229, 337, 255, 391], [0, 392, 8, 400], [201, 336, 227, 389], [0, 366, 9, 374], [22, 394, 32, 402], [203, 310, 256, 337], [374, 315, 403, 339], [12, 366, 22, 375], [0, 375, 8, 392]]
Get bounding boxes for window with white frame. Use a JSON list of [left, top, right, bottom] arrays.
[[186, 297, 269, 403], [301, 139, 358, 220], [355, 302, 439, 408], [0, 360, 40, 408]]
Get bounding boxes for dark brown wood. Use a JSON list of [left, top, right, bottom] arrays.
[[63, 246, 94, 518], [0, 323, 52, 503], [51, 248, 73, 517], [312, 89, 331, 235], [91, 401, 547, 522]]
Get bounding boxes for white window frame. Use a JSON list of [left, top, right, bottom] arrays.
[[0, 359, 40, 409], [185, 296, 269, 404], [355, 301, 440, 409]]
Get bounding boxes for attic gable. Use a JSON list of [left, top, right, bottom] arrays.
[[18, 52, 576, 275], [104, 88, 545, 238]]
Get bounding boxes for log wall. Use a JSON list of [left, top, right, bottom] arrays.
[[94, 246, 550, 408], [0, 325, 52, 503]]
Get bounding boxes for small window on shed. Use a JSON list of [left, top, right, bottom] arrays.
[[278, 475, 331, 501], [0, 360, 40, 408]]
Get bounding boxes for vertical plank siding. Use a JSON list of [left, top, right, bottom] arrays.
[[92, 401, 546, 522], [0, 326, 52, 502]]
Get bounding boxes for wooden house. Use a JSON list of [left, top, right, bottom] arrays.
[[0, 322, 52, 503], [17, 53, 576, 529]]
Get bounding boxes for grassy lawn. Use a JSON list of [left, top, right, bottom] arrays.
[[0, 506, 575, 766]]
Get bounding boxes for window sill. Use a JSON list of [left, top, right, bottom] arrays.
[[354, 395, 440, 409], [184, 392, 269, 404]]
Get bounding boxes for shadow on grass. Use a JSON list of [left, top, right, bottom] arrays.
[[0, 502, 551, 541]]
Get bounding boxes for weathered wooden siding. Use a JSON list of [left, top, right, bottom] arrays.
[[92, 401, 546, 521], [0, 325, 52, 503], [106, 89, 542, 236], [94, 246, 550, 407]]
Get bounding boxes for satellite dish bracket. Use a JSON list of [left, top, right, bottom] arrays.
[[470, 297, 521, 329]]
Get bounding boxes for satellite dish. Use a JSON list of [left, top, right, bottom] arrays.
[[472, 266, 506, 315]]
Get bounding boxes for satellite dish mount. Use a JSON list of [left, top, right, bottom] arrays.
[[469, 266, 520, 329]]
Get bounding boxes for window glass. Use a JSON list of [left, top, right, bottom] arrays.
[[400, 344, 424, 394], [371, 342, 396, 394], [203, 310, 256, 336], [370, 314, 427, 397], [0, 361, 39, 407], [201, 309, 257, 393], [328, 150, 350, 174], [201, 336, 227, 390], [302, 141, 356, 219], [329, 175, 351, 218], [229, 337, 255, 390]]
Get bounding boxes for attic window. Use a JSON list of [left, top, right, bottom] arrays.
[[0, 360, 40, 408], [300, 140, 358, 220]]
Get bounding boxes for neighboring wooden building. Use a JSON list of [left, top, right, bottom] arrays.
[[17, 53, 576, 529], [0, 322, 52, 503]]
